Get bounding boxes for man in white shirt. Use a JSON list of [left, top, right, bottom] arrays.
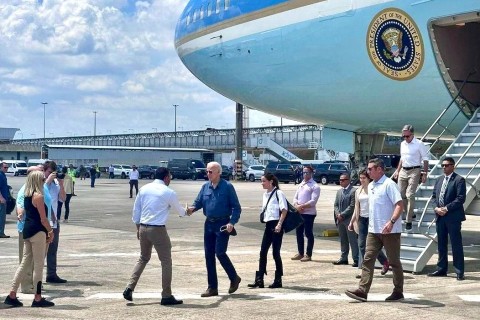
[[123, 167, 184, 305], [392, 125, 429, 231], [129, 165, 139, 198], [346, 158, 404, 302]]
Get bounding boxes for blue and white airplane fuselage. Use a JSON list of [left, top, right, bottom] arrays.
[[175, 0, 480, 134]]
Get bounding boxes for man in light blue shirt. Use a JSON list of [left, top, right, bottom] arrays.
[[188, 161, 242, 298]]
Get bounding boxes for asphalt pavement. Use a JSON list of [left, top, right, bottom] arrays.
[[1, 176, 479, 319]]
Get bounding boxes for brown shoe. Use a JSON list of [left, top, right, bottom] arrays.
[[385, 291, 404, 301], [201, 288, 218, 297], [345, 288, 368, 302], [300, 254, 311, 262], [228, 275, 241, 294], [380, 261, 390, 275], [291, 253, 304, 260]]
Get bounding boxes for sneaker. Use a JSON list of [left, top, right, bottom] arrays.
[[345, 288, 368, 302], [31, 298, 55, 308], [4, 295, 23, 307], [381, 261, 390, 275], [385, 291, 404, 301], [405, 222, 412, 232], [300, 254, 311, 262], [291, 253, 304, 260]]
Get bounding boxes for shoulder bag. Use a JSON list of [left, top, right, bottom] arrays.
[[275, 191, 304, 233], [260, 188, 278, 223]]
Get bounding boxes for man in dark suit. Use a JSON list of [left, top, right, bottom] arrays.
[[333, 173, 358, 266], [429, 157, 466, 280]]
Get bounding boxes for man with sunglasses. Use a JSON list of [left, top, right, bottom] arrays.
[[346, 158, 404, 302], [187, 161, 242, 298], [333, 173, 358, 267], [0, 162, 10, 238], [429, 157, 466, 280], [392, 125, 429, 232]]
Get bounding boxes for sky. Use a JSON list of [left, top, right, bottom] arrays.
[[0, 0, 300, 140]]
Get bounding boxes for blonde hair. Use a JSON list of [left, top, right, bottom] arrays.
[[24, 171, 45, 197]]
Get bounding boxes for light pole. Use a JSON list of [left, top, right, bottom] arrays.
[[41, 102, 48, 159], [93, 111, 97, 138], [173, 104, 179, 146]]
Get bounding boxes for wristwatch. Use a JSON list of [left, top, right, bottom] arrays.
[[390, 218, 396, 224]]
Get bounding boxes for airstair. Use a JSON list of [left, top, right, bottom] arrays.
[[400, 81, 480, 273], [248, 137, 299, 162]]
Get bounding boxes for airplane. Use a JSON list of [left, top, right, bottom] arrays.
[[174, 0, 480, 144]]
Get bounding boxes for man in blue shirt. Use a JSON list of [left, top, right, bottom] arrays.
[[0, 162, 10, 238], [187, 162, 242, 297]]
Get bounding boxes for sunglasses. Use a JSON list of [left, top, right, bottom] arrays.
[[402, 135, 411, 139], [441, 163, 453, 167], [339, 179, 349, 181], [206, 170, 215, 174]]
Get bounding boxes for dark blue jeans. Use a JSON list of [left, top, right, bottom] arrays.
[[204, 218, 237, 289], [259, 220, 284, 275], [295, 214, 316, 256], [90, 176, 96, 187], [358, 217, 387, 267]]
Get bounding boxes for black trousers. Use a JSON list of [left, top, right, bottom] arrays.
[[436, 217, 464, 274], [129, 180, 139, 197], [258, 220, 284, 275]]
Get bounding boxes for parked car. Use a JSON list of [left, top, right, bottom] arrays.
[[112, 164, 133, 179], [3, 160, 28, 176], [264, 162, 296, 183], [245, 165, 266, 182], [221, 165, 233, 180], [138, 165, 156, 179], [168, 159, 207, 180], [312, 163, 350, 185]]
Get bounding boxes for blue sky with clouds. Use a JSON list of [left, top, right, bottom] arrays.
[[0, 0, 299, 139]]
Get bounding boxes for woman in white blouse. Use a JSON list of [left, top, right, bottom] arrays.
[[248, 173, 288, 289], [348, 169, 389, 278]]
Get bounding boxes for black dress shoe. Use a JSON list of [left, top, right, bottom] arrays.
[[456, 274, 465, 281], [351, 261, 359, 268], [31, 298, 55, 308], [46, 276, 67, 283], [385, 291, 404, 301], [201, 288, 218, 297], [228, 275, 241, 294], [333, 259, 348, 265], [427, 270, 447, 277], [161, 295, 183, 305], [123, 288, 133, 301]]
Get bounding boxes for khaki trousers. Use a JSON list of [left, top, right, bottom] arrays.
[[398, 167, 421, 222], [18, 232, 34, 292], [127, 225, 172, 298], [359, 233, 403, 294], [11, 231, 47, 294]]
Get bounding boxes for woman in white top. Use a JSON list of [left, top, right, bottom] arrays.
[[348, 169, 389, 278], [248, 173, 288, 289]]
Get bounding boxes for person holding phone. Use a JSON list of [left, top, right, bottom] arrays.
[[248, 173, 287, 289]]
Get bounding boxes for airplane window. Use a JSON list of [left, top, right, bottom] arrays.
[[186, 14, 190, 26], [225, 0, 230, 10], [216, 0, 222, 14], [207, 2, 213, 16], [200, 6, 204, 19], [193, 8, 199, 22]]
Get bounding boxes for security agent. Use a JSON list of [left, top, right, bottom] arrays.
[[123, 167, 184, 305]]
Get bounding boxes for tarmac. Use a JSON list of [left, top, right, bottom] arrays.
[[1, 176, 480, 319]]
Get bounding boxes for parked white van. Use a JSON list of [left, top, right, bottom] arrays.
[[3, 160, 28, 176], [27, 159, 49, 167]]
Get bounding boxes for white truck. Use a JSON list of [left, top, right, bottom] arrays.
[[112, 164, 133, 179]]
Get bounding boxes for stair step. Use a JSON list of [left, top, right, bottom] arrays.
[[445, 153, 480, 157]]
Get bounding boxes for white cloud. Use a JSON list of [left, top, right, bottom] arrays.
[[0, 0, 296, 139]]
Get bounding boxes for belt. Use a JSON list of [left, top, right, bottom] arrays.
[[206, 216, 230, 222], [140, 224, 165, 227], [403, 166, 421, 170]]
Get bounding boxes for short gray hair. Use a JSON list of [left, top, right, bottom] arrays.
[[207, 161, 222, 174], [402, 124, 414, 133]]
